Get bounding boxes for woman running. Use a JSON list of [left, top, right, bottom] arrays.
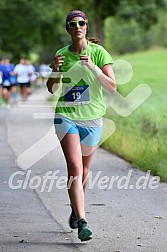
[[46, 10, 116, 242]]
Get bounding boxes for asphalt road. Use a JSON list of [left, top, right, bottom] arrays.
[[0, 87, 167, 252]]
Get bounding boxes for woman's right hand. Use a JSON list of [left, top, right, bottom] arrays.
[[53, 55, 65, 72]]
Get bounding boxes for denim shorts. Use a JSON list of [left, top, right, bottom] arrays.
[[54, 116, 102, 147]]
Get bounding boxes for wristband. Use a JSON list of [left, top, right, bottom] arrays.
[[50, 72, 63, 79], [52, 72, 63, 79], [92, 65, 102, 77]]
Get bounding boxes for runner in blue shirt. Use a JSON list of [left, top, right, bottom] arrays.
[[0, 56, 15, 107]]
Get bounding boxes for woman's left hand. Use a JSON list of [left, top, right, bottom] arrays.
[[80, 55, 95, 70]]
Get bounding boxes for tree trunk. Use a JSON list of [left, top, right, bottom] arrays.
[[93, 0, 104, 42]]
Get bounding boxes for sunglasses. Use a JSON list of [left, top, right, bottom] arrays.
[[67, 20, 87, 28]]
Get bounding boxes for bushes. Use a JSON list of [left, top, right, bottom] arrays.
[[104, 11, 167, 54], [104, 17, 145, 54], [146, 11, 167, 48]]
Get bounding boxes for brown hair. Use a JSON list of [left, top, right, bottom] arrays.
[[87, 37, 101, 44]]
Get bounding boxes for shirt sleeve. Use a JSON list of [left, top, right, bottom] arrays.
[[14, 65, 18, 73], [97, 45, 114, 68]]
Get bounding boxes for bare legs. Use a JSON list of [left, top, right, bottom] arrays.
[[20, 86, 30, 99], [57, 133, 95, 220], [0, 85, 2, 98], [1, 87, 11, 102], [81, 145, 95, 192]]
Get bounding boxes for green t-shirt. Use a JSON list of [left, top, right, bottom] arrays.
[[51, 41, 113, 120]]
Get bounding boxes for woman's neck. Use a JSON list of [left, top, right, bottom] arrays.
[[70, 38, 88, 55]]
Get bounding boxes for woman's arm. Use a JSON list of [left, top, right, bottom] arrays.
[[46, 55, 65, 94], [80, 55, 116, 92], [97, 64, 116, 92], [46, 76, 62, 94]]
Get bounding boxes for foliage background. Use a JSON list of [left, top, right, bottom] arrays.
[[0, 0, 166, 62]]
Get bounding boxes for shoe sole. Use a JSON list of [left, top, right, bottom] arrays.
[[78, 227, 92, 241]]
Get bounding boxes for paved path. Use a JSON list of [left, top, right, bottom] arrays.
[[0, 88, 167, 252]]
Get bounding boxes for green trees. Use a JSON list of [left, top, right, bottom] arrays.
[[0, 0, 40, 60], [0, 0, 68, 62], [104, 4, 167, 54], [0, 0, 166, 61], [91, 0, 167, 39]]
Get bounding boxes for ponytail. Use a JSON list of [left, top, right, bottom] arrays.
[[87, 37, 101, 44]]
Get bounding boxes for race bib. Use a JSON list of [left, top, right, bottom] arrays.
[[64, 85, 90, 105]]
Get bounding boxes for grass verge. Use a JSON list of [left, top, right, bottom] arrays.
[[102, 48, 167, 181]]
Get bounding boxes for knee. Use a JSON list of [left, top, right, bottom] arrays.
[[67, 162, 82, 178]]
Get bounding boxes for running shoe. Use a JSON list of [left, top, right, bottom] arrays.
[[0, 99, 10, 109], [77, 218, 92, 241], [0, 98, 4, 104], [68, 208, 78, 229]]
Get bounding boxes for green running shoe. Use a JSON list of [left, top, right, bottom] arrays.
[[78, 218, 92, 242], [0, 99, 10, 109]]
